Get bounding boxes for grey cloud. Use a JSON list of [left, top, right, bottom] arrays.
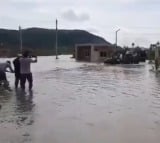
[[62, 10, 90, 22]]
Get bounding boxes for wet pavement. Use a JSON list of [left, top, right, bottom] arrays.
[[0, 55, 160, 143]]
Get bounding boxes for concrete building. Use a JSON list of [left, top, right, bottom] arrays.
[[75, 44, 115, 62]]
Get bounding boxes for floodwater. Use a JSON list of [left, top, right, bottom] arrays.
[[0, 55, 160, 143]]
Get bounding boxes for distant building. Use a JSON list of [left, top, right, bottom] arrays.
[[75, 44, 115, 62]]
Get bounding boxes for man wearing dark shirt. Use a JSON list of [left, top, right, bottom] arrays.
[[13, 54, 21, 89]]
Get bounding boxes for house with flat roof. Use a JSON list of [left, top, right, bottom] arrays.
[[75, 43, 115, 62]]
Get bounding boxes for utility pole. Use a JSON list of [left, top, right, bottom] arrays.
[[55, 19, 58, 59], [19, 26, 23, 53], [155, 42, 160, 70], [156, 42, 160, 58], [115, 29, 120, 49]]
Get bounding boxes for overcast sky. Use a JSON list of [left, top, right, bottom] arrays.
[[1, 0, 160, 47]]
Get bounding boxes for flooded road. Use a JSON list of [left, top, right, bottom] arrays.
[[0, 55, 160, 143]]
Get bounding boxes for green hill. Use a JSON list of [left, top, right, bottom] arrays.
[[0, 28, 111, 56]]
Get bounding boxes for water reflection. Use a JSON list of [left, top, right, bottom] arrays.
[[1, 56, 160, 143], [0, 89, 35, 142], [0, 90, 12, 105], [14, 90, 35, 127], [15, 90, 34, 113]]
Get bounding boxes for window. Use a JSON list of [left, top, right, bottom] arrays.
[[85, 50, 90, 57], [85, 51, 89, 57], [100, 51, 107, 57]]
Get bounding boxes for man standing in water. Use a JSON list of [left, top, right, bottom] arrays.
[[13, 54, 21, 89], [0, 61, 14, 90], [20, 51, 37, 91]]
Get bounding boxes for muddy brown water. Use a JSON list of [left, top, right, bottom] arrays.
[[0, 55, 160, 143]]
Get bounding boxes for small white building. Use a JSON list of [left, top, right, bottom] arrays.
[[75, 43, 115, 62]]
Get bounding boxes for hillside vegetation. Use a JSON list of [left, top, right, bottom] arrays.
[[0, 28, 110, 56]]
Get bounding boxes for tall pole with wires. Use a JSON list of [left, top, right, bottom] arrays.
[[19, 26, 23, 53], [55, 19, 58, 59]]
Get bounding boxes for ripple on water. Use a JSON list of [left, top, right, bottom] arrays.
[[1, 57, 160, 143]]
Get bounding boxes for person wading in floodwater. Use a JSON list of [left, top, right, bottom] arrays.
[[0, 61, 14, 90], [13, 54, 21, 89], [19, 51, 37, 91]]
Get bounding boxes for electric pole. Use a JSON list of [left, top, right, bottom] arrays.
[[55, 19, 58, 59], [115, 29, 120, 48], [19, 26, 23, 53]]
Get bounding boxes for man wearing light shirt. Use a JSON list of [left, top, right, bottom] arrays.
[[20, 51, 37, 91]]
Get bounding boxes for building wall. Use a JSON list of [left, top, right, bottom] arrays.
[[75, 45, 91, 61], [75, 44, 114, 62], [91, 45, 114, 62], [90, 46, 99, 62]]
